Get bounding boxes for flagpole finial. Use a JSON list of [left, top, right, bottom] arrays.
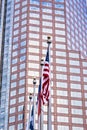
[[33, 77, 36, 85], [40, 59, 44, 66], [29, 93, 32, 100], [47, 36, 51, 45]]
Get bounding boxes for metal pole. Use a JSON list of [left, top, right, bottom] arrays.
[[29, 93, 32, 130], [33, 78, 36, 130], [47, 36, 52, 130], [40, 59, 44, 130], [26, 93, 32, 130]]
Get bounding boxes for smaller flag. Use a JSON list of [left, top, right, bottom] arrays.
[[37, 78, 42, 116], [29, 106, 34, 130]]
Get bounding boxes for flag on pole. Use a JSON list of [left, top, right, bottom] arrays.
[[29, 106, 34, 130], [37, 78, 42, 116], [41, 46, 50, 104]]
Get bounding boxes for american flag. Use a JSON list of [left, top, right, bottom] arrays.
[[41, 46, 50, 104]]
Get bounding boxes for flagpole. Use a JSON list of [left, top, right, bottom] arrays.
[[29, 93, 32, 130], [40, 59, 44, 130], [26, 93, 32, 130], [47, 36, 52, 130], [33, 78, 36, 130]]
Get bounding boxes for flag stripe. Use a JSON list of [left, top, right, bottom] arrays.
[[41, 47, 50, 104]]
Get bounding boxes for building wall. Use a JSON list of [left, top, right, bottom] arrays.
[[0, 0, 14, 130], [0, 0, 87, 130]]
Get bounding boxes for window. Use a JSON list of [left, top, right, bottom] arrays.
[[12, 51, 18, 57], [18, 96, 24, 103], [72, 127, 83, 130], [72, 117, 83, 124], [18, 105, 24, 112], [55, 23, 65, 28], [17, 123, 23, 130], [69, 53, 79, 58], [20, 56, 26, 62], [56, 58, 66, 64], [18, 114, 23, 121], [19, 71, 25, 77], [10, 107, 16, 114], [29, 19, 39, 25], [70, 75, 80, 81], [21, 20, 27, 25], [20, 41, 26, 46], [55, 30, 65, 35], [20, 48, 26, 54], [9, 116, 15, 123], [15, 0, 20, 3], [42, 2, 52, 7], [57, 107, 68, 114], [55, 37, 66, 42], [21, 27, 27, 32], [56, 44, 66, 49], [69, 60, 80, 66], [71, 100, 82, 106], [19, 88, 25, 94], [56, 51, 66, 57], [19, 63, 26, 70], [21, 13, 27, 19], [42, 14, 52, 20], [21, 34, 26, 39], [56, 74, 67, 80], [29, 55, 39, 61], [57, 116, 68, 122], [22, 1, 27, 6], [14, 10, 20, 15], [14, 23, 19, 29], [71, 108, 83, 115], [19, 79, 25, 86], [58, 125, 69, 130], [9, 125, 15, 130], [11, 82, 17, 88], [30, 0, 39, 5], [56, 82, 67, 88], [11, 74, 17, 80], [57, 90, 68, 96], [30, 6, 40, 12], [12, 66, 17, 72], [10, 99, 16, 105], [15, 3, 20, 9], [70, 68, 80, 74], [29, 33, 39, 39], [13, 37, 18, 42], [42, 21, 52, 27], [30, 13, 40, 18], [71, 92, 81, 98], [12, 58, 18, 64], [42, 8, 52, 13], [29, 26, 39, 32], [57, 98, 68, 105], [28, 47, 39, 53], [10, 90, 16, 97], [22, 7, 27, 12], [70, 83, 81, 90], [55, 10, 64, 15], [14, 16, 19, 22]]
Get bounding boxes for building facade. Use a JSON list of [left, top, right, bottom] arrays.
[[0, 0, 87, 130]]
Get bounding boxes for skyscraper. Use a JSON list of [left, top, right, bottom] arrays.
[[0, 0, 87, 130]]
